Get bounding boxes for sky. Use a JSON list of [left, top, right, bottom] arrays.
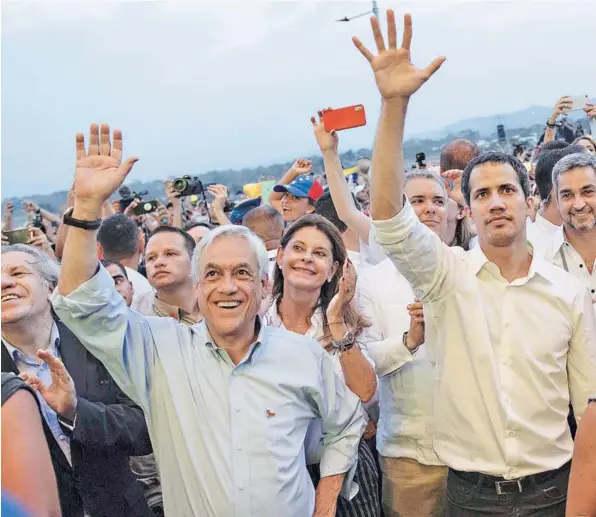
[[2, 0, 595, 198]]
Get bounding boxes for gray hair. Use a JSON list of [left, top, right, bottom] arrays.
[[405, 170, 448, 197], [191, 225, 269, 282], [1, 244, 60, 288], [552, 152, 596, 195]]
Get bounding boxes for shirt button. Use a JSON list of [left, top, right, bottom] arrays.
[[238, 485, 244, 491], [508, 431, 515, 437], [235, 407, 241, 412], [579, 264, 584, 268], [237, 445, 242, 451], [59, 435, 66, 441]]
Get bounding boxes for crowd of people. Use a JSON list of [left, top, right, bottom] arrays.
[[2, 9, 596, 517]]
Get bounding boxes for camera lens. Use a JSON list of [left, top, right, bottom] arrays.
[[173, 178, 188, 193], [143, 202, 152, 211]]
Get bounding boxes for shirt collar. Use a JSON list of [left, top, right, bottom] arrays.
[[153, 296, 199, 324], [550, 226, 567, 257], [468, 242, 557, 284], [534, 213, 561, 234], [201, 317, 265, 366], [3, 321, 61, 364]]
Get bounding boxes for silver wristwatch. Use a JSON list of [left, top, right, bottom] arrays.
[[332, 329, 357, 353]]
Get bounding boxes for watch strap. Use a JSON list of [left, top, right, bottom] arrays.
[[63, 211, 102, 230]]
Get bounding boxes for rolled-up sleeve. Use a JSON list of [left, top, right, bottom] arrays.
[[51, 266, 158, 411], [372, 199, 457, 302], [312, 352, 364, 499]]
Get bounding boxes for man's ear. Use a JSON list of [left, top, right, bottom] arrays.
[[261, 274, 270, 299]]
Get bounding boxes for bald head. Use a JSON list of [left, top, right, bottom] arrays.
[[242, 205, 284, 250], [440, 139, 481, 173]]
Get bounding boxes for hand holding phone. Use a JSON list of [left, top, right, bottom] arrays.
[[4, 228, 30, 245], [322, 105, 367, 132], [133, 200, 159, 216], [569, 95, 589, 112]]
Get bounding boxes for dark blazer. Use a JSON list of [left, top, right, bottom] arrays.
[[2, 320, 153, 517]]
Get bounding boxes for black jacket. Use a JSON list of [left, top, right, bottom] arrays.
[[1, 320, 153, 517]]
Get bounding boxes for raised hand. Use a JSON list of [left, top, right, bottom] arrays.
[[74, 123, 138, 207], [164, 180, 182, 205], [352, 10, 445, 100], [123, 198, 141, 218], [311, 111, 339, 154], [327, 259, 357, 320], [207, 184, 229, 211], [548, 96, 573, 124], [23, 200, 39, 213], [289, 159, 313, 178], [585, 102, 596, 119], [405, 300, 424, 351], [440, 169, 465, 206], [26, 227, 55, 258], [20, 350, 78, 421]]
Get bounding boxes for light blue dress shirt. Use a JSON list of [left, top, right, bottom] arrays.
[[3, 323, 72, 464], [52, 266, 364, 517]]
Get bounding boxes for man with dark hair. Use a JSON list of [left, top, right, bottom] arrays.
[[534, 145, 585, 237], [101, 259, 134, 308], [439, 139, 480, 173], [97, 214, 153, 309], [540, 140, 569, 152], [184, 221, 213, 244], [135, 226, 200, 324], [360, 10, 596, 515]]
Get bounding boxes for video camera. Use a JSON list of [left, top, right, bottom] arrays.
[[415, 152, 427, 169], [118, 186, 148, 212]]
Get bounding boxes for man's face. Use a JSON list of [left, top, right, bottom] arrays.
[[405, 177, 449, 240], [187, 225, 211, 244], [197, 236, 265, 342], [105, 263, 134, 307], [145, 232, 193, 291], [1, 251, 51, 325], [556, 166, 596, 233], [280, 193, 313, 223], [468, 162, 530, 247]]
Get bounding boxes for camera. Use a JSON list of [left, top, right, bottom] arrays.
[[118, 186, 148, 212], [173, 176, 205, 197], [415, 152, 427, 168], [30, 210, 46, 234]]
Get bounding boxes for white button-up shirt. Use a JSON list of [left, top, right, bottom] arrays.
[[526, 213, 561, 257], [372, 199, 596, 479], [540, 226, 596, 311], [357, 259, 443, 466]]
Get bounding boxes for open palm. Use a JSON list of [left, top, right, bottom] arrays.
[[74, 123, 138, 204], [353, 10, 445, 100]]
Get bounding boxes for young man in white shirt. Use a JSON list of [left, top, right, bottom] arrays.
[[549, 152, 596, 312], [353, 9, 596, 516]]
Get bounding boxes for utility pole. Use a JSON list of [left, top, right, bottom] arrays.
[[337, 1, 380, 23]]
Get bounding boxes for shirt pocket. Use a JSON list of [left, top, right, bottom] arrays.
[[259, 402, 304, 460]]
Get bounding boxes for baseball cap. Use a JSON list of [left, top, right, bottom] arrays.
[[230, 197, 262, 225], [273, 174, 324, 202]]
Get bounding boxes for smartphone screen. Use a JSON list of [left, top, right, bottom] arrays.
[[570, 95, 588, 111]]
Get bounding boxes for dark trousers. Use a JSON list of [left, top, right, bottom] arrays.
[[445, 462, 570, 516], [308, 439, 381, 517]]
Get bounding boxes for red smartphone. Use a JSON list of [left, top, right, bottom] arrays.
[[322, 105, 366, 132]]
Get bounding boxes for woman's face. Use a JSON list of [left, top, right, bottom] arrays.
[[277, 226, 339, 292], [576, 138, 596, 155]]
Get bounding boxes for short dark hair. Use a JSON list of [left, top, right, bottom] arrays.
[[100, 259, 128, 279], [97, 214, 139, 261], [540, 140, 569, 152], [314, 191, 361, 234], [440, 139, 481, 172], [184, 221, 213, 232], [461, 151, 530, 206], [534, 145, 586, 202], [147, 226, 196, 257]]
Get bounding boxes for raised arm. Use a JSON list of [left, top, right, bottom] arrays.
[[353, 11, 445, 221], [311, 113, 373, 243], [269, 159, 312, 213], [52, 124, 157, 406], [353, 11, 455, 302], [59, 123, 138, 294]]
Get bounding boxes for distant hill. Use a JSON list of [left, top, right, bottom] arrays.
[[414, 105, 553, 140]]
